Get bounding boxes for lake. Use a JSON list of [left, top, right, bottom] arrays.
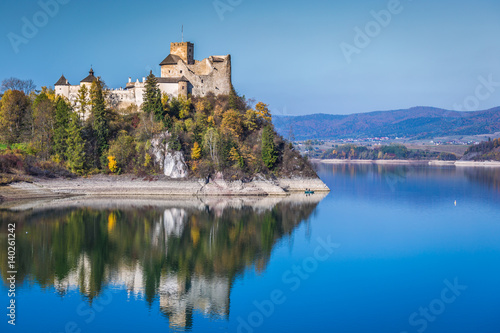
[[1, 163, 500, 333]]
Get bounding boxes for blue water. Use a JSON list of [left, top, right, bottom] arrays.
[[1, 164, 500, 332]]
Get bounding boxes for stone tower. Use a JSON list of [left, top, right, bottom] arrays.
[[170, 42, 194, 65]]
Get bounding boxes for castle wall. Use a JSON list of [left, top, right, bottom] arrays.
[[158, 83, 179, 97], [160, 55, 232, 97], [161, 64, 183, 78]]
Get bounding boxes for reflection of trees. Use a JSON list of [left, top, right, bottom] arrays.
[[0, 200, 319, 329], [463, 167, 500, 192]]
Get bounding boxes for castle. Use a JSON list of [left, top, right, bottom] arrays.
[[54, 41, 232, 109]]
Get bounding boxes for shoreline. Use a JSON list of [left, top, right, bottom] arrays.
[[0, 175, 330, 203], [317, 159, 500, 167]]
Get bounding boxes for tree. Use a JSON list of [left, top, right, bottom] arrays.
[[221, 109, 243, 139], [191, 142, 201, 160], [142, 71, 163, 121], [107, 130, 136, 172], [0, 77, 36, 95], [255, 102, 272, 124], [0, 89, 32, 144], [32, 93, 55, 160], [76, 84, 89, 119], [53, 97, 72, 159], [66, 112, 85, 174], [203, 128, 220, 167], [90, 79, 110, 166], [261, 125, 278, 170]]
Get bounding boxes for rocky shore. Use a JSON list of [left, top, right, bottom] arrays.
[[0, 175, 330, 203]]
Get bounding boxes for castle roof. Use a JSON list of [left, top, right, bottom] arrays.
[[55, 75, 70, 86], [160, 54, 182, 66], [80, 68, 96, 83], [157, 77, 189, 84]]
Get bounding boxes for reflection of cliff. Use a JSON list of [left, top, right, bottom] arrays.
[[0, 196, 322, 329]]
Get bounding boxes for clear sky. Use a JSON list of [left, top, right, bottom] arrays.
[[1, 0, 499, 115]]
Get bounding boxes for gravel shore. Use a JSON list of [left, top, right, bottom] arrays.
[[0, 175, 330, 202]]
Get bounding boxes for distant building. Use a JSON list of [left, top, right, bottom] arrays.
[[54, 41, 232, 112]]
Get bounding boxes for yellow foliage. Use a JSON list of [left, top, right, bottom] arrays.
[[191, 226, 200, 246], [191, 142, 202, 160], [144, 153, 151, 167], [229, 147, 240, 162], [255, 102, 272, 123], [221, 109, 243, 138], [108, 212, 117, 233], [207, 115, 215, 126], [108, 155, 118, 173], [244, 109, 258, 131]]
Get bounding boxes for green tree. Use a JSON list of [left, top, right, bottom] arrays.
[[261, 125, 278, 170], [90, 79, 110, 166], [76, 84, 89, 119], [142, 71, 163, 121], [53, 97, 72, 159], [66, 112, 86, 174], [0, 89, 32, 144]]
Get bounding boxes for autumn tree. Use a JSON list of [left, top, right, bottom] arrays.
[[261, 125, 278, 170], [221, 109, 243, 139], [191, 142, 201, 160], [32, 93, 55, 160], [255, 102, 272, 124], [0, 90, 32, 144]]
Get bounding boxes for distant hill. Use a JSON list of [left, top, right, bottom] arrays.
[[273, 107, 500, 140]]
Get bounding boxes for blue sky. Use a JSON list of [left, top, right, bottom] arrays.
[[1, 0, 499, 115]]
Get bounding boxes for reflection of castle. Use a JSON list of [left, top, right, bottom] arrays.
[[54, 41, 232, 110], [159, 274, 230, 329], [52, 208, 230, 329], [8, 198, 322, 330]]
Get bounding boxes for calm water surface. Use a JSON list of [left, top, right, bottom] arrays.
[[1, 164, 500, 333]]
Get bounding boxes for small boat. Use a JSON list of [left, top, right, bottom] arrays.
[[305, 190, 315, 195]]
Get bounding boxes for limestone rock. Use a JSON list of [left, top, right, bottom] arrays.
[[151, 132, 188, 179], [164, 151, 188, 179]]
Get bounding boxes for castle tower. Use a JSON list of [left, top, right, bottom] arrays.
[[80, 67, 96, 87], [170, 42, 194, 65], [178, 77, 189, 99]]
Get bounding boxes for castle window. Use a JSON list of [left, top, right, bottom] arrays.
[[182, 86, 185, 90], [180, 70, 183, 74], [201, 79, 204, 83]]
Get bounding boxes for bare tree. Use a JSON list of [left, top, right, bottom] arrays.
[[1, 77, 37, 95]]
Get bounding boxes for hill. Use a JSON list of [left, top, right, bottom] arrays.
[[273, 106, 500, 140], [0, 76, 318, 185], [462, 138, 500, 161]]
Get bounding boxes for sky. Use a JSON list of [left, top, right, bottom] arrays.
[[1, 0, 499, 116]]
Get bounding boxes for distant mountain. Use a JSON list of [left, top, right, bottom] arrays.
[[273, 107, 500, 140]]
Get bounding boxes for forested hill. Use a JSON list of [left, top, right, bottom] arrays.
[[273, 107, 500, 140]]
